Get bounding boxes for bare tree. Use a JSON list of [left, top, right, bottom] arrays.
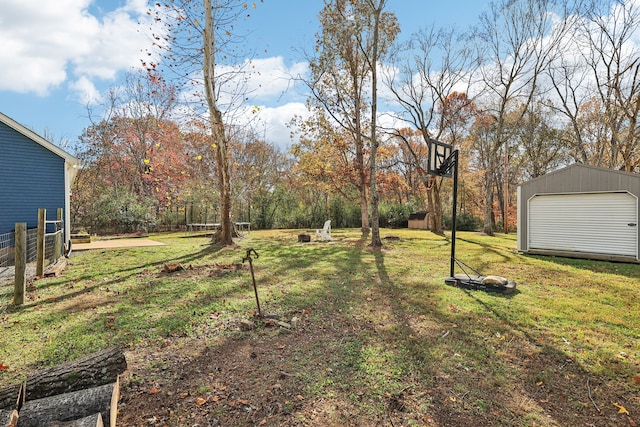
[[385, 26, 477, 234], [149, 0, 256, 245], [509, 101, 570, 179], [363, 0, 396, 247], [472, 0, 569, 234], [550, 0, 640, 171], [202, 0, 233, 244]]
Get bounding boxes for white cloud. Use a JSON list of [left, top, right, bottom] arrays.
[[247, 57, 309, 101], [217, 56, 309, 105], [0, 0, 163, 99], [69, 76, 102, 105], [253, 102, 311, 150]]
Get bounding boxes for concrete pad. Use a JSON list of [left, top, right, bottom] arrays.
[[73, 238, 167, 251]]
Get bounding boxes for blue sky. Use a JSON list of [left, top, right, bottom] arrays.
[[0, 0, 491, 151]]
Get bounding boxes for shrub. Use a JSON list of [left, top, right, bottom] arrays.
[[443, 213, 482, 231], [378, 203, 414, 228]]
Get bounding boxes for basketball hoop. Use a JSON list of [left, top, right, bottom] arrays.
[[428, 138, 453, 177], [427, 138, 516, 294]]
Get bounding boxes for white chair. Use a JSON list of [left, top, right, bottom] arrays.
[[315, 220, 332, 241]]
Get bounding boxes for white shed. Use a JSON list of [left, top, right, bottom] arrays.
[[517, 164, 639, 263]]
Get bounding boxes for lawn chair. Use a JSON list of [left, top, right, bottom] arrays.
[[315, 220, 332, 241]]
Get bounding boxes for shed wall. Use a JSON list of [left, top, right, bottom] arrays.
[[408, 219, 428, 229], [0, 121, 66, 234], [517, 164, 640, 260]]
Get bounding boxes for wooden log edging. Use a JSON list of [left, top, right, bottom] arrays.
[[0, 347, 126, 410], [18, 378, 118, 427], [25, 347, 125, 402], [0, 347, 126, 426]]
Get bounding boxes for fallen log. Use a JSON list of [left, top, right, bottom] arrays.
[[44, 258, 68, 278], [0, 409, 18, 427], [48, 412, 103, 427], [0, 347, 126, 406], [18, 378, 118, 427], [0, 383, 24, 411]]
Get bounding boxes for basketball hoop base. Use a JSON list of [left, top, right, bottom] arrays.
[[445, 274, 516, 294]]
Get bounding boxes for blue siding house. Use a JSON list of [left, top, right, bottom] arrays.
[[0, 112, 78, 242]]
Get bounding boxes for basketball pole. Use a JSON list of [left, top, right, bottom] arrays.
[[449, 149, 459, 280]]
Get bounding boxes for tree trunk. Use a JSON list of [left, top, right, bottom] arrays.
[[0, 409, 18, 427], [18, 379, 118, 427], [483, 171, 495, 236], [369, 177, 382, 247], [368, 0, 384, 249], [216, 133, 233, 245], [26, 347, 125, 402], [423, 177, 444, 234], [355, 122, 369, 236], [359, 184, 370, 235], [203, 0, 233, 246], [49, 413, 103, 427]]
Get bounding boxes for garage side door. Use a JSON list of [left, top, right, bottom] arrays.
[[528, 192, 638, 257]]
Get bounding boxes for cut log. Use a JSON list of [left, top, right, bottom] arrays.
[[44, 258, 68, 278], [0, 347, 125, 410], [0, 383, 24, 411], [0, 409, 18, 427], [297, 233, 311, 242], [162, 262, 184, 273], [18, 378, 118, 427], [48, 413, 103, 427]]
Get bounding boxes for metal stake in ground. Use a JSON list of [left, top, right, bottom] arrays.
[[243, 248, 262, 317]]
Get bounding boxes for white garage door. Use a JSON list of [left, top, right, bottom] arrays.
[[528, 192, 638, 257]]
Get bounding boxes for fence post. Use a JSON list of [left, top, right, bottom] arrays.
[[56, 208, 63, 260], [14, 223, 26, 305], [36, 208, 46, 277]]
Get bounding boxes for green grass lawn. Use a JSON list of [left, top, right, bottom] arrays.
[[1, 228, 638, 426]]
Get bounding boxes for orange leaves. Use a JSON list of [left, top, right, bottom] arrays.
[[0, 362, 9, 372]]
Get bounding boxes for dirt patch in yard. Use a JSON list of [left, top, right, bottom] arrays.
[[117, 302, 639, 426]]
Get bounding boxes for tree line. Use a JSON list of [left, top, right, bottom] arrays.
[[71, 0, 640, 242]]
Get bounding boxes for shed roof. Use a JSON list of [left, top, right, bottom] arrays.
[[0, 111, 79, 165], [519, 163, 640, 188], [408, 211, 428, 220]]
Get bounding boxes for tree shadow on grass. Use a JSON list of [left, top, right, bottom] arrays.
[[368, 245, 634, 426], [4, 241, 229, 314]]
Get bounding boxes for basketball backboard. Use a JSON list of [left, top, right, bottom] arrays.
[[428, 139, 453, 177]]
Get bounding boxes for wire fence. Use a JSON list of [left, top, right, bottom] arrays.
[[0, 228, 41, 269], [0, 227, 57, 286]]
